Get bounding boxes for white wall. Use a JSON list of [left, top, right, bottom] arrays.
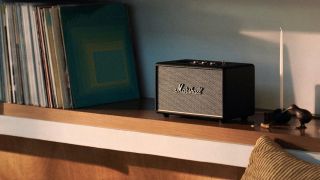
[[119, 0, 320, 114]]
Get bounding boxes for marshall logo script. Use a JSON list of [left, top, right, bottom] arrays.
[[174, 84, 204, 95]]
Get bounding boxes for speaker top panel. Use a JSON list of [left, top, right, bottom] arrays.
[[156, 59, 253, 69]]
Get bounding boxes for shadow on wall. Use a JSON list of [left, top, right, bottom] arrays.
[[315, 85, 320, 116], [123, 1, 246, 97], [242, 40, 295, 109], [117, 0, 318, 110]]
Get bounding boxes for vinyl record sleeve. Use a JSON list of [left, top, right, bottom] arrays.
[[59, 3, 140, 108]]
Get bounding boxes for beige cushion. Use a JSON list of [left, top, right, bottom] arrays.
[[241, 136, 320, 180]]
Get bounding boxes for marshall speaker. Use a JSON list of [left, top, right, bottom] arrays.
[[155, 59, 255, 120]]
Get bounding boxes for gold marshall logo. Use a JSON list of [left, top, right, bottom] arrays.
[[174, 84, 204, 95]]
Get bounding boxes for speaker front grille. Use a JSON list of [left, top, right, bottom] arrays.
[[157, 66, 223, 117]]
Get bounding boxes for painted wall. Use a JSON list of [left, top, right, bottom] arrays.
[[3, 0, 319, 113], [118, 0, 320, 114]]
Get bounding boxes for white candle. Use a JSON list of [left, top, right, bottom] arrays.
[[280, 27, 284, 110]]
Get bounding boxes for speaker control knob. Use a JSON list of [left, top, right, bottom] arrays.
[[191, 60, 198, 64]]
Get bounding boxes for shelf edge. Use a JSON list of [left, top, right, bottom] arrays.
[[1, 114, 320, 167]]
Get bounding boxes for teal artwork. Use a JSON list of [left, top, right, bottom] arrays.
[[93, 50, 127, 83], [60, 3, 140, 108]]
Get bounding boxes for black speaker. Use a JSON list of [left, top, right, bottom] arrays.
[[155, 59, 255, 120]]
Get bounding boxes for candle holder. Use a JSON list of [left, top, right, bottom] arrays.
[[261, 104, 313, 129], [261, 108, 291, 128], [286, 104, 312, 129]]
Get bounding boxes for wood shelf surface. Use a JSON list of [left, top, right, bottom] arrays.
[[1, 99, 320, 152]]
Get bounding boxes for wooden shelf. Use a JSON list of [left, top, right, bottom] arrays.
[[1, 98, 320, 152]]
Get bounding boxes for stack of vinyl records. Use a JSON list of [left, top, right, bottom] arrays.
[[0, 3, 140, 109]]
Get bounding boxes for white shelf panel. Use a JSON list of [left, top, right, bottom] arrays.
[[0, 115, 319, 167]]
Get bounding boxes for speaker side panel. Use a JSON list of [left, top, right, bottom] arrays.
[[223, 65, 255, 119]]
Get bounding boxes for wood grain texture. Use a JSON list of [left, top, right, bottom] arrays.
[[0, 99, 320, 152], [0, 135, 245, 180]]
